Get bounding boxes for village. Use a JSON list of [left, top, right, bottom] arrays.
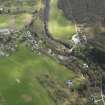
[[0, 0, 105, 105]]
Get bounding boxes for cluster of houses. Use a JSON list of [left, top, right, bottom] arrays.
[[0, 28, 17, 56], [25, 31, 41, 51], [25, 31, 56, 56], [0, 7, 34, 14], [92, 91, 105, 105], [71, 33, 87, 45]]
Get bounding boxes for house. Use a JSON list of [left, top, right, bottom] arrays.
[[0, 51, 5, 56], [83, 63, 89, 70], [65, 80, 73, 88], [48, 49, 52, 54], [0, 8, 3, 11], [72, 34, 81, 45], [0, 7, 3, 13], [0, 29, 10, 35]]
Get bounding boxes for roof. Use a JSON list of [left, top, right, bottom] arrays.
[[72, 34, 81, 44], [0, 29, 10, 35]]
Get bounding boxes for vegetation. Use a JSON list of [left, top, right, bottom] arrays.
[[0, 0, 104, 105], [0, 0, 39, 29], [48, 0, 75, 40], [0, 44, 84, 105], [0, 13, 32, 30]]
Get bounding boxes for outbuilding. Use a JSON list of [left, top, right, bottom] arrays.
[[72, 34, 81, 45], [0, 29, 10, 35]]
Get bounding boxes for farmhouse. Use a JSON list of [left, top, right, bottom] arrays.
[[0, 28, 10, 35], [0, 7, 3, 13]]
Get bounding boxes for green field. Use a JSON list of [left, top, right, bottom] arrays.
[[0, 44, 84, 105], [0, 0, 41, 30], [0, 13, 32, 30], [48, 0, 75, 39], [0, 1, 84, 104]]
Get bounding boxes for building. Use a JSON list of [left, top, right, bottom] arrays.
[[65, 80, 73, 88], [72, 34, 81, 45], [0, 7, 3, 13], [83, 63, 89, 70], [0, 29, 10, 35]]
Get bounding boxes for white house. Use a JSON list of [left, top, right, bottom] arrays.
[[0, 29, 10, 35], [0, 8, 3, 11], [65, 80, 73, 88], [72, 34, 81, 45]]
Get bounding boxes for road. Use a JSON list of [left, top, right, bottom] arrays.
[[43, 0, 50, 23]]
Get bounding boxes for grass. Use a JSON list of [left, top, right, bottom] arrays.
[[0, 15, 11, 28], [15, 13, 32, 29], [0, 44, 84, 105], [0, 0, 40, 29], [48, 0, 75, 39], [0, 13, 32, 30]]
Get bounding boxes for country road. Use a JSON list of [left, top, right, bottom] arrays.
[[43, 0, 50, 23]]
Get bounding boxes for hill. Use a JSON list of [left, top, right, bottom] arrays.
[[0, 44, 84, 105]]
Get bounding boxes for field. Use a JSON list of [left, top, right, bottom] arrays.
[[0, 13, 32, 30], [0, 44, 84, 105], [0, 0, 40, 30], [0, 1, 85, 105], [48, 0, 75, 40]]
